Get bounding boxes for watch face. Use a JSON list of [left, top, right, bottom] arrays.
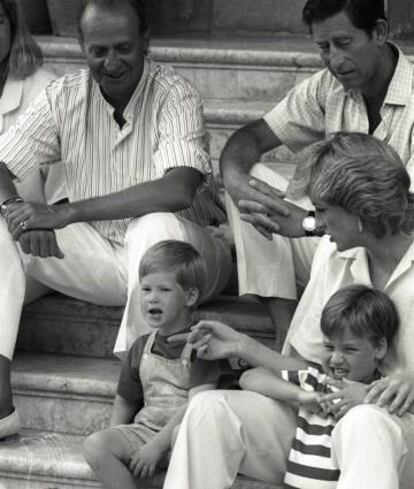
[[303, 216, 316, 232]]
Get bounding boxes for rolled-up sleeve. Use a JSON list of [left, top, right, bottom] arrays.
[[263, 70, 331, 152], [153, 79, 211, 179], [0, 87, 61, 181]]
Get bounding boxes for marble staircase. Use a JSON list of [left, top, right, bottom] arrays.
[[0, 292, 282, 488]]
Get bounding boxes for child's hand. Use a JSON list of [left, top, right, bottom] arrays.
[[320, 379, 368, 419], [297, 391, 326, 416], [129, 440, 164, 479]]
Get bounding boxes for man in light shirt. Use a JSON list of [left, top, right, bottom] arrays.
[[0, 0, 232, 437], [220, 0, 414, 346]]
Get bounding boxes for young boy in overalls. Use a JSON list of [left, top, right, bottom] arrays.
[[83, 240, 232, 488]]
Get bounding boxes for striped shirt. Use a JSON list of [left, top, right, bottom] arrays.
[[281, 365, 382, 489], [264, 43, 414, 189], [0, 59, 225, 244], [282, 365, 339, 489]]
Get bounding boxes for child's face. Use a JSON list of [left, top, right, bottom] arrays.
[[140, 271, 196, 335], [321, 327, 387, 382]]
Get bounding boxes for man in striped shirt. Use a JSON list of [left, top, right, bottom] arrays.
[[219, 0, 414, 346], [0, 0, 232, 436]]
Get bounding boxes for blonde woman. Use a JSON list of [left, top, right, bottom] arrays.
[[0, 0, 65, 205]]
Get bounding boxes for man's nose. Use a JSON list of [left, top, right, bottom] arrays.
[[103, 51, 120, 71], [328, 46, 345, 71]]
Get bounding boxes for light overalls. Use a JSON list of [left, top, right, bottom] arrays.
[[114, 331, 191, 447]]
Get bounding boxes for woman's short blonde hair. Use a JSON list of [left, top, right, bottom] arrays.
[[3, 0, 43, 79], [288, 132, 414, 238]]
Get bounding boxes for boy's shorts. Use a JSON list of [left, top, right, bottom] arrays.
[[110, 423, 170, 467]]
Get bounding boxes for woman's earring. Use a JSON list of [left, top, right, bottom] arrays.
[[357, 219, 363, 233]]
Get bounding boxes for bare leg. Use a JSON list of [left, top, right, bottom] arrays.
[[84, 429, 138, 489], [261, 297, 297, 351]]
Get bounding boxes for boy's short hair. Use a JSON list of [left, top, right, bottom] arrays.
[[139, 240, 206, 296], [320, 285, 399, 347]]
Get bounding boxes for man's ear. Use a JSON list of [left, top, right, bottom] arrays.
[[185, 287, 200, 308], [372, 19, 388, 46], [375, 337, 388, 361]]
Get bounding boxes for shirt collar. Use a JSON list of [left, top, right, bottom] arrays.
[[337, 239, 414, 286], [345, 42, 413, 107], [0, 75, 23, 116], [123, 58, 150, 116], [383, 42, 413, 106]]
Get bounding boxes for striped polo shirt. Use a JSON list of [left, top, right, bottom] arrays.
[[281, 365, 340, 489], [0, 59, 225, 244]]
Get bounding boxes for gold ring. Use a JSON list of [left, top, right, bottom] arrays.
[[20, 221, 27, 230]]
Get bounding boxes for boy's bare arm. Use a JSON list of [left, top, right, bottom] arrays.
[[109, 395, 138, 427]]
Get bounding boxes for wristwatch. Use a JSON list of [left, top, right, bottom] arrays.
[[0, 196, 23, 217], [302, 210, 324, 237]]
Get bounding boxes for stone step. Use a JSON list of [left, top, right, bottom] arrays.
[[37, 35, 322, 102], [18, 293, 274, 359], [0, 430, 282, 489], [12, 353, 118, 435]]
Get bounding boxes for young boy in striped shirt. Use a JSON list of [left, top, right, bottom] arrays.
[[240, 284, 399, 489]]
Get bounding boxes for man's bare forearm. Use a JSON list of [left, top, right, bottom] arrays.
[[57, 167, 203, 226], [220, 119, 282, 186]]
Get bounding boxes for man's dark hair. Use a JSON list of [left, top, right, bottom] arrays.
[[77, 0, 150, 38], [302, 0, 386, 35]]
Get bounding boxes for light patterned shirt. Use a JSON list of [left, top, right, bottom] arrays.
[[0, 59, 225, 244], [264, 44, 414, 188], [283, 236, 414, 376], [282, 365, 339, 489]]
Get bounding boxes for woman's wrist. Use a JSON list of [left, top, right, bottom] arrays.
[[235, 333, 260, 363]]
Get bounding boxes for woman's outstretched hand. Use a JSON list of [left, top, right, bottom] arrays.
[[189, 321, 242, 360], [171, 320, 243, 361]]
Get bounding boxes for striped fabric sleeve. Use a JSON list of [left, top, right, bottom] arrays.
[[282, 365, 325, 391], [153, 80, 210, 179], [0, 87, 60, 181], [281, 369, 303, 387]]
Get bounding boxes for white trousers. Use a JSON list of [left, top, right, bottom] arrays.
[[226, 163, 319, 300], [0, 212, 232, 359], [163, 391, 414, 489]]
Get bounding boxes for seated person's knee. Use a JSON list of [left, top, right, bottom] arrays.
[[83, 430, 110, 469]]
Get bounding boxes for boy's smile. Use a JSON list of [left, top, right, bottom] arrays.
[[140, 271, 197, 336]]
